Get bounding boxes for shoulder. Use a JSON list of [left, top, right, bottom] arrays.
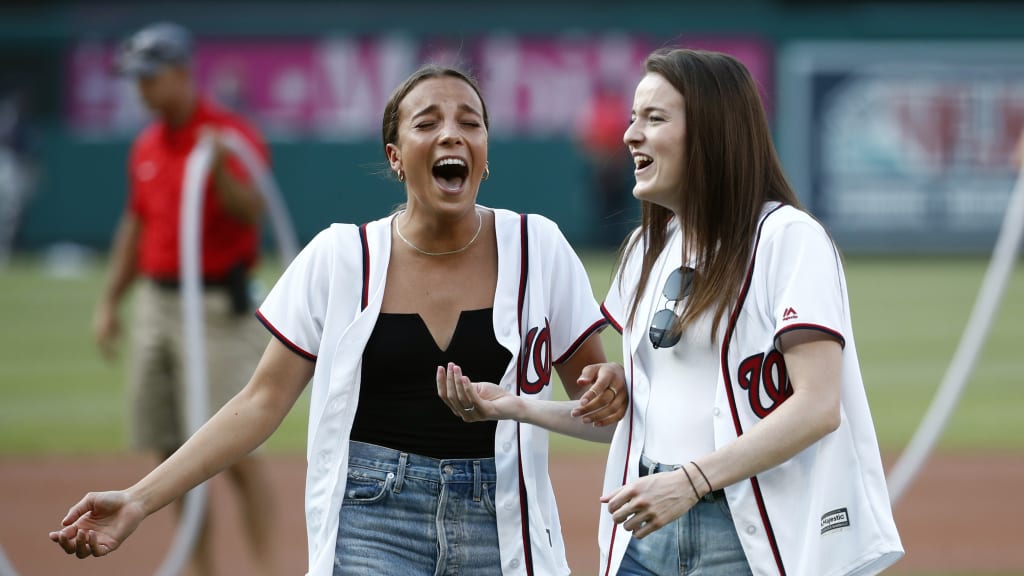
[[758, 204, 832, 249], [205, 99, 265, 143]]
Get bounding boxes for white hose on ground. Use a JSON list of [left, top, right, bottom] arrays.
[[886, 161, 1024, 504]]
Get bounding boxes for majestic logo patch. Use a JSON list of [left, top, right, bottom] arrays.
[[782, 307, 799, 321], [518, 318, 552, 395], [820, 508, 850, 535]]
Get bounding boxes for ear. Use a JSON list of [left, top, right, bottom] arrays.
[[385, 143, 402, 174]]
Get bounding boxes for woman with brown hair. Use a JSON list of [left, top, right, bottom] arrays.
[[50, 64, 627, 576], [440, 48, 903, 575]]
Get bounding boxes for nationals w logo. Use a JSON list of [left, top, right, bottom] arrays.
[[518, 319, 552, 395], [737, 350, 792, 418]]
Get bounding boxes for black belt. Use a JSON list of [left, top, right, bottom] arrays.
[[639, 456, 726, 502], [150, 276, 232, 290]]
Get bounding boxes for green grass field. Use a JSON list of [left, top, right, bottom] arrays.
[[1, 252, 1022, 456]]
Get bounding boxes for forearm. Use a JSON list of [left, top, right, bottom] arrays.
[[509, 397, 616, 443], [211, 165, 264, 224], [100, 214, 140, 307], [128, 340, 311, 516], [692, 390, 838, 494]]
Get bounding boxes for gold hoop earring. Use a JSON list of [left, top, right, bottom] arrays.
[[397, 169, 405, 183], [481, 164, 490, 181]]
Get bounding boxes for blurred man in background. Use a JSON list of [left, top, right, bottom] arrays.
[[92, 22, 279, 576], [0, 88, 37, 269], [576, 78, 633, 248]]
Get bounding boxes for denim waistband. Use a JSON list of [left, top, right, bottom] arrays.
[[639, 454, 726, 502], [348, 440, 497, 489]]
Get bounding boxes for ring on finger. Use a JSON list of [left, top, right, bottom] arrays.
[[463, 406, 476, 412]]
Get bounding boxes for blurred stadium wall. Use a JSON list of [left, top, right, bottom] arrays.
[[2, 0, 1024, 253]]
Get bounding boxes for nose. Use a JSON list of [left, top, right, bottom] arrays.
[[439, 119, 464, 145], [623, 120, 641, 146]]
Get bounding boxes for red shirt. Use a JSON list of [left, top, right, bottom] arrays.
[[128, 97, 270, 279]]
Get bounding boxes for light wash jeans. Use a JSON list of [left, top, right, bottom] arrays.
[[617, 455, 752, 576], [334, 441, 500, 576]]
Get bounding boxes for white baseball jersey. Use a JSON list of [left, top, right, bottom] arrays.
[[599, 202, 903, 576], [256, 207, 606, 576]]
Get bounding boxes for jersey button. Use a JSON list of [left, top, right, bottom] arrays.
[[510, 559, 520, 569], [746, 525, 757, 535], [503, 441, 513, 452], [713, 407, 721, 417], [505, 500, 516, 511]]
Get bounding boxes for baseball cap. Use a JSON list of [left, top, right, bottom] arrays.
[[116, 22, 193, 77]]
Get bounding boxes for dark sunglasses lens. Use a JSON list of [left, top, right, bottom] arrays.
[[649, 308, 681, 349], [663, 267, 695, 300]]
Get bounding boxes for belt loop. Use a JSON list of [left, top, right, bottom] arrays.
[[473, 460, 482, 502], [393, 452, 408, 494]]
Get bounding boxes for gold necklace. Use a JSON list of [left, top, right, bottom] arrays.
[[394, 209, 483, 256]]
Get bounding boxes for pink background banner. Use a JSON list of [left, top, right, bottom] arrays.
[[66, 34, 773, 139]]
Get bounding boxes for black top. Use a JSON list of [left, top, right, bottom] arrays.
[[352, 308, 512, 459]]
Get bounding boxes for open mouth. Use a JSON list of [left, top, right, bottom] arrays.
[[633, 154, 653, 171], [432, 157, 469, 191]]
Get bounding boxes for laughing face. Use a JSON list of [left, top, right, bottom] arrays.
[[386, 76, 488, 217], [624, 72, 687, 213]]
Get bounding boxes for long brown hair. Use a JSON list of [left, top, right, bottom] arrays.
[[619, 48, 802, 341]]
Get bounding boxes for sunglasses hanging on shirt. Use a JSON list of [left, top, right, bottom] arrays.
[[648, 266, 696, 349]]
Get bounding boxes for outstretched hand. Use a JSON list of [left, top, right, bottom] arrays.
[[436, 362, 518, 422], [573, 362, 628, 426], [49, 490, 146, 559]]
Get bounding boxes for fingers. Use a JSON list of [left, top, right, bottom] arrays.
[[437, 363, 479, 420]]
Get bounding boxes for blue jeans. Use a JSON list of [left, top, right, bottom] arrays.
[[334, 441, 500, 576], [617, 455, 752, 576]]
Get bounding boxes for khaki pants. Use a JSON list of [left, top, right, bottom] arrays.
[[129, 280, 268, 453]]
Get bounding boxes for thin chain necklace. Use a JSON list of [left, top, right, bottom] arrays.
[[394, 209, 483, 256]]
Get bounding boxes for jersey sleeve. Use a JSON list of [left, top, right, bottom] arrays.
[[764, 218, 847, 348], [600, 229, 640, 335], [537, 219, 607, 365], [255, 228, 334, 360]]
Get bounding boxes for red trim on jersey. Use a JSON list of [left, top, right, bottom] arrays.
[[359, 224, 369, 311], [554, 319, 608, 365], [515, 213, 535, 575], [600, 302, 622, 334], [602, 360, 635, 576], [775, 323, 846, 349], [255, 310, 316, 361], [719, 203, 788, 576]]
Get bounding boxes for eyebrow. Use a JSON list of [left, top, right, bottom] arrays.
[[632, 106, 671, 116], [410, 103, 483, 121]]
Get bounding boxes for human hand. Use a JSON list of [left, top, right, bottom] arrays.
[[92, 303, 121, 362], [572, 362, 627, 426], [436, 362, 517, 422], [600, 468, 697, 539], [49, 490, 146, 558]]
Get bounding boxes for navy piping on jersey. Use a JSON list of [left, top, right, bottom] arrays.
[[600, 303, 623, 334], [602, 359, 636, 576], [775, 323, 846, 349], [359, 224, 369, 311], [555, 318, 608, 365], [515, 213, 534, 576], [720, 203, 787, 575], [255, 310, 316, 361]]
